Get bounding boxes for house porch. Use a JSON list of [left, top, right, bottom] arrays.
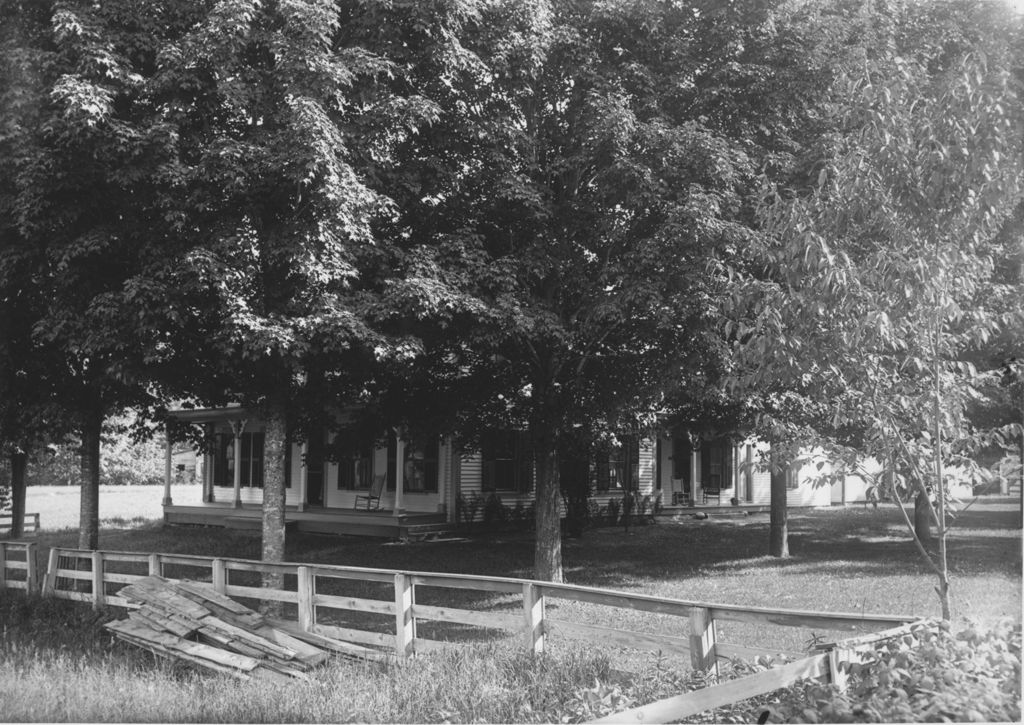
[[163, 503, 450, 539]]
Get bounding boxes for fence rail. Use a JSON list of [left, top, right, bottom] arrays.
[[6, 545, 922, 719], [27, 547, 914, 666], [0, 513, 40, 536], [589, 620, 938, 723]]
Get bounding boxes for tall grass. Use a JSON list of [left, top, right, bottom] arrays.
[[0, 590, 654, 723]]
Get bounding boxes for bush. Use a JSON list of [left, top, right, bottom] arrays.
[[605, 497, 620, 526], [760, 620, 1021, 723], [483, 493, 509, 528]]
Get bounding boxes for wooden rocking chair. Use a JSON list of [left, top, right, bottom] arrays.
[[354, 475, 385, 510]]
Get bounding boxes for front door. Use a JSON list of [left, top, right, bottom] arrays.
[[306, 429, 324, 506]]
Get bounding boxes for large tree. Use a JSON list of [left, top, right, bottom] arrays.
[[727, 2, 1023, 618], [0, 0, 196, 548], [371, 0, 851, 581]]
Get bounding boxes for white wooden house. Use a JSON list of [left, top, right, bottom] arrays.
[[159, 407, 832, 537]]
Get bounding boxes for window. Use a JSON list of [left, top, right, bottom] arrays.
[[786, 462, 800, 490], [212, 432, 264, 488], [597, 437, 640, 492], [481, 430, 532, 493], [334, 435, 375, 491], [700, 440, 734, 490], [403, 437, 439, 493]]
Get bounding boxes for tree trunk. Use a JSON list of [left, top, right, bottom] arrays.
[[8, 450, 27, 539], [261, 407, 288, 615], [769, 452, 789, 558], [78, 409, 103, 550], [914, 490, 933, 544], [533, 430, 563, 582]]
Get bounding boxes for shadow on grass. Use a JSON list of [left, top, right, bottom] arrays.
[[28, 497, 1021, 606]]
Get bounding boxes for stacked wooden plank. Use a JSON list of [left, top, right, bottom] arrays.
[[104, 575, 382, 681]]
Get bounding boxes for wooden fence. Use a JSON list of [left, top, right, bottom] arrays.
[[31, 547, 914, 667], [0, 512, 40, 536], [590, 620, 936, 723], [1, 546, 924, 721], [0, 542, 38, 593]]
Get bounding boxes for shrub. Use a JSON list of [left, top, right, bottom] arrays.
[[605, 498, 620, 527], [455, 493, 483, 529], [759, 620, 1021, 723], [482, 493, 509, 528]]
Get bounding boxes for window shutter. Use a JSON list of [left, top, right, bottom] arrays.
[[482, 460, 496, 492]]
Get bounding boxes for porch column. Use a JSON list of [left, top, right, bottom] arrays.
[[297, 442, 308, 513], [204, 451, 214, 503], [745, 445, 754, 503], [230, 419, 246, 508], [393, 433, 405, 516], [436, 439, 447, 515], [163, 435, 173, 506], [203, 423, 214, 503], [691, 449, 701, 504]]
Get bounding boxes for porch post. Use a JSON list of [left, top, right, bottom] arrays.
[[691, 448, 701, 504], [745, 444, 754, 503], [436, 439, 447, 515], [297, 442, 308, 513], [394, 433, 405, 516], [230, 419, 246, 508], [163, 435, 173, 506], [203, 423, 214, 503]]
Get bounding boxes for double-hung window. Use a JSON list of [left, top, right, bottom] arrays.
[[596, 437, 640, 492], [212, 431, 264, 488], [403, 437, 439, 493], [481, 430, 532, 493]]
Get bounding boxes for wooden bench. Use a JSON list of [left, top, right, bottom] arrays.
[[702, 488, 721, 505]]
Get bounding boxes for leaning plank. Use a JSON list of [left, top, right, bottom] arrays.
[[255, 625, 327, 665], [199, 617, 299, 660], [589, 654, 830, 724], [267, 618, 388, 661]]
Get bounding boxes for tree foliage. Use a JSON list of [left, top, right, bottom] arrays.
[[727, 1, 1024, 616]]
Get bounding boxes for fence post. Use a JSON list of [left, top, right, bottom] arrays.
[[43, 548, 60, 596], [0, 543, 7, 591], [32, 513, 40, 533], [147, 553, 161, 577], [297, 566, 315, 632], [394, 573, 415, 658], [91, 551, 105, 610], [25, 543, 37, 594], [828, 647, 849, 692], [522, 582, 545, 654], [212, 558, 226, 593], [689, 606, 719, 675]]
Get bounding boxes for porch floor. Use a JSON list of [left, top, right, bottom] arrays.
[[163, 504, 450, 539]]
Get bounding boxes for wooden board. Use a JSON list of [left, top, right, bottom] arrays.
[[589, 654, 830, 724]]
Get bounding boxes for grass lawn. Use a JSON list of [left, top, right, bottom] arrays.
[[3, 492, 1020, 722]]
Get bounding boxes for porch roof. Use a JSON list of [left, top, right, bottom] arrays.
[[166, 406, 251, 424]]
